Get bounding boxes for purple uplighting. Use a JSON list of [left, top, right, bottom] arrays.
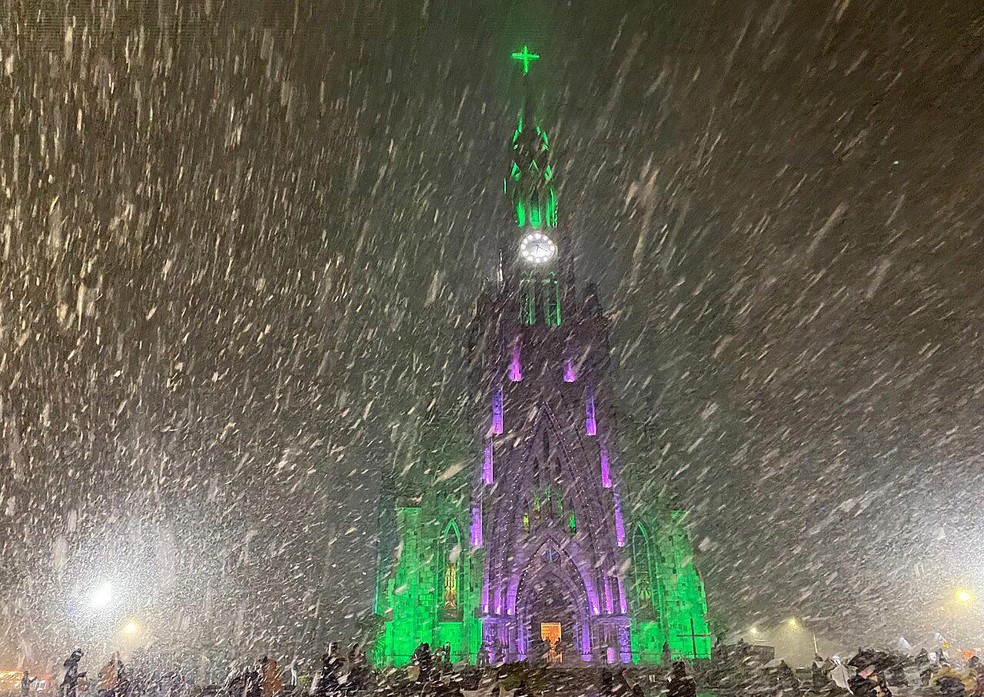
[[563, 358, 577, 382], [614, 493, 626, 547], [483, 439, 494, 485], [587, 584, 601, 615], [471, 506, 483, 547], [600, 441, 612, 488], [585, 384, 597, 435], [492, 386, 503, 434], [508, 342, 522, 381]]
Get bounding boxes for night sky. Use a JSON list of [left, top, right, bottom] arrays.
[[0, 0, 982, 668]]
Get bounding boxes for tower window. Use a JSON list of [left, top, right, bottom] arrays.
[[483, 439, 494, 485], [519, 279, 536, 325], [492, 386, 503, 434], [508, 341, 522, 381], [547, 188, 558, 227], [614, 493, 626, 547], [543, 275, 561, 327], [585, 383, 597, 436], [563, 358, 577, 382], [440, 521, 463, 620], [600, 440, 612, 488], [632, 525, 658, 620], [529, 191, 542, 227], [471, 506, 483, 548]]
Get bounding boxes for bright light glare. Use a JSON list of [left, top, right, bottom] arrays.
[[956, 589, 973, 603], [519, 232, 557, 264], [90, 582, 113, 609], [749, 627, 759, 635], [787, 617, 798, 627], [123, 621, 139, 635]]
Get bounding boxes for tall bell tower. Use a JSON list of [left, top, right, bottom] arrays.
[[372, 46, 711, 668], [470, 45, 632, 664], [504, 46, 564, 328]]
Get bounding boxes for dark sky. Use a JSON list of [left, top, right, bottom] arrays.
[[0, 0, 983, 668]]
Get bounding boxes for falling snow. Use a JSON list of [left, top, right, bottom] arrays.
[[0, 0, 981, 676]]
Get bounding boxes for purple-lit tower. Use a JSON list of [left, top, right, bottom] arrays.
[[373, 47, 710, 667], [468, 51, 630, 665]]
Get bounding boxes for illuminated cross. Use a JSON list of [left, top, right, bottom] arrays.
[[676, 617, 713, 659], [511, 45, 540, 74]]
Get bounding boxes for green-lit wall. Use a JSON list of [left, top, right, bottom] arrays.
[[375, 506, 711, 666], [373, 505, 482, 667]]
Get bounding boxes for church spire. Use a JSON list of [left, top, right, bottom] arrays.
[[505, 46, 561, 326], [506, 46, 555, 234]]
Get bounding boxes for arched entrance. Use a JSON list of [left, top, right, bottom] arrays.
[[514, 542, 591, 663]]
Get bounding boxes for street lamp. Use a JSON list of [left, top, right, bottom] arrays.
[[122, 620, 140, 635], [90, 582, 113, 609], [956, 589, 973, 604], [787, 618, 798, 628]]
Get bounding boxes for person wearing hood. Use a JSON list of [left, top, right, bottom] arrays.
[[826, 656, 852, 691], [666, 662, 696, 697], [62, 649, 87, 697]]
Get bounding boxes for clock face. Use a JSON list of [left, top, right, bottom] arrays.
[[519, 231, 557, 264]]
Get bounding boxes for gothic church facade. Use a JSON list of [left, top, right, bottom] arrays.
[[372, 48, 711, 666]]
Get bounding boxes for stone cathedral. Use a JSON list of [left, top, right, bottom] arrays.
[[372, 48, 711, 667]]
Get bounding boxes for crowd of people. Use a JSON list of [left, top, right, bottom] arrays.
[[707, 641, 984, 697], [27, 640, 984, 697]]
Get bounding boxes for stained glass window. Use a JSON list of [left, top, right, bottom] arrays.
[[441, 521, 462, 619], [632, 524, 657, 620]]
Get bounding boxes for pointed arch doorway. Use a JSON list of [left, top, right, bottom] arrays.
[[514, 541, 591, 664]]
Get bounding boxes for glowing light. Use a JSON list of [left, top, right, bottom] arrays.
[[617, 575, 628, 614], [492, 387, 503, 434], [787, 618, 798, 627], [956, 589, 974, 604], [471, 507, 483, 548], [508, 342, 522, 381], [519, 232, 557, 264], [510, 45, 540, 74], [600, 441, 612, 488], [614, 494, 625, 547], [563, 359, 576, 382], [482, 439, 494, 485], [749, 627, 759, 635], [90, 582, 113, 609], [122, 621, 140, 635], [585, 384, 597, 436]]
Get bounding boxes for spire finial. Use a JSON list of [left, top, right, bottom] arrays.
[[510, 45, 540, 75]]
